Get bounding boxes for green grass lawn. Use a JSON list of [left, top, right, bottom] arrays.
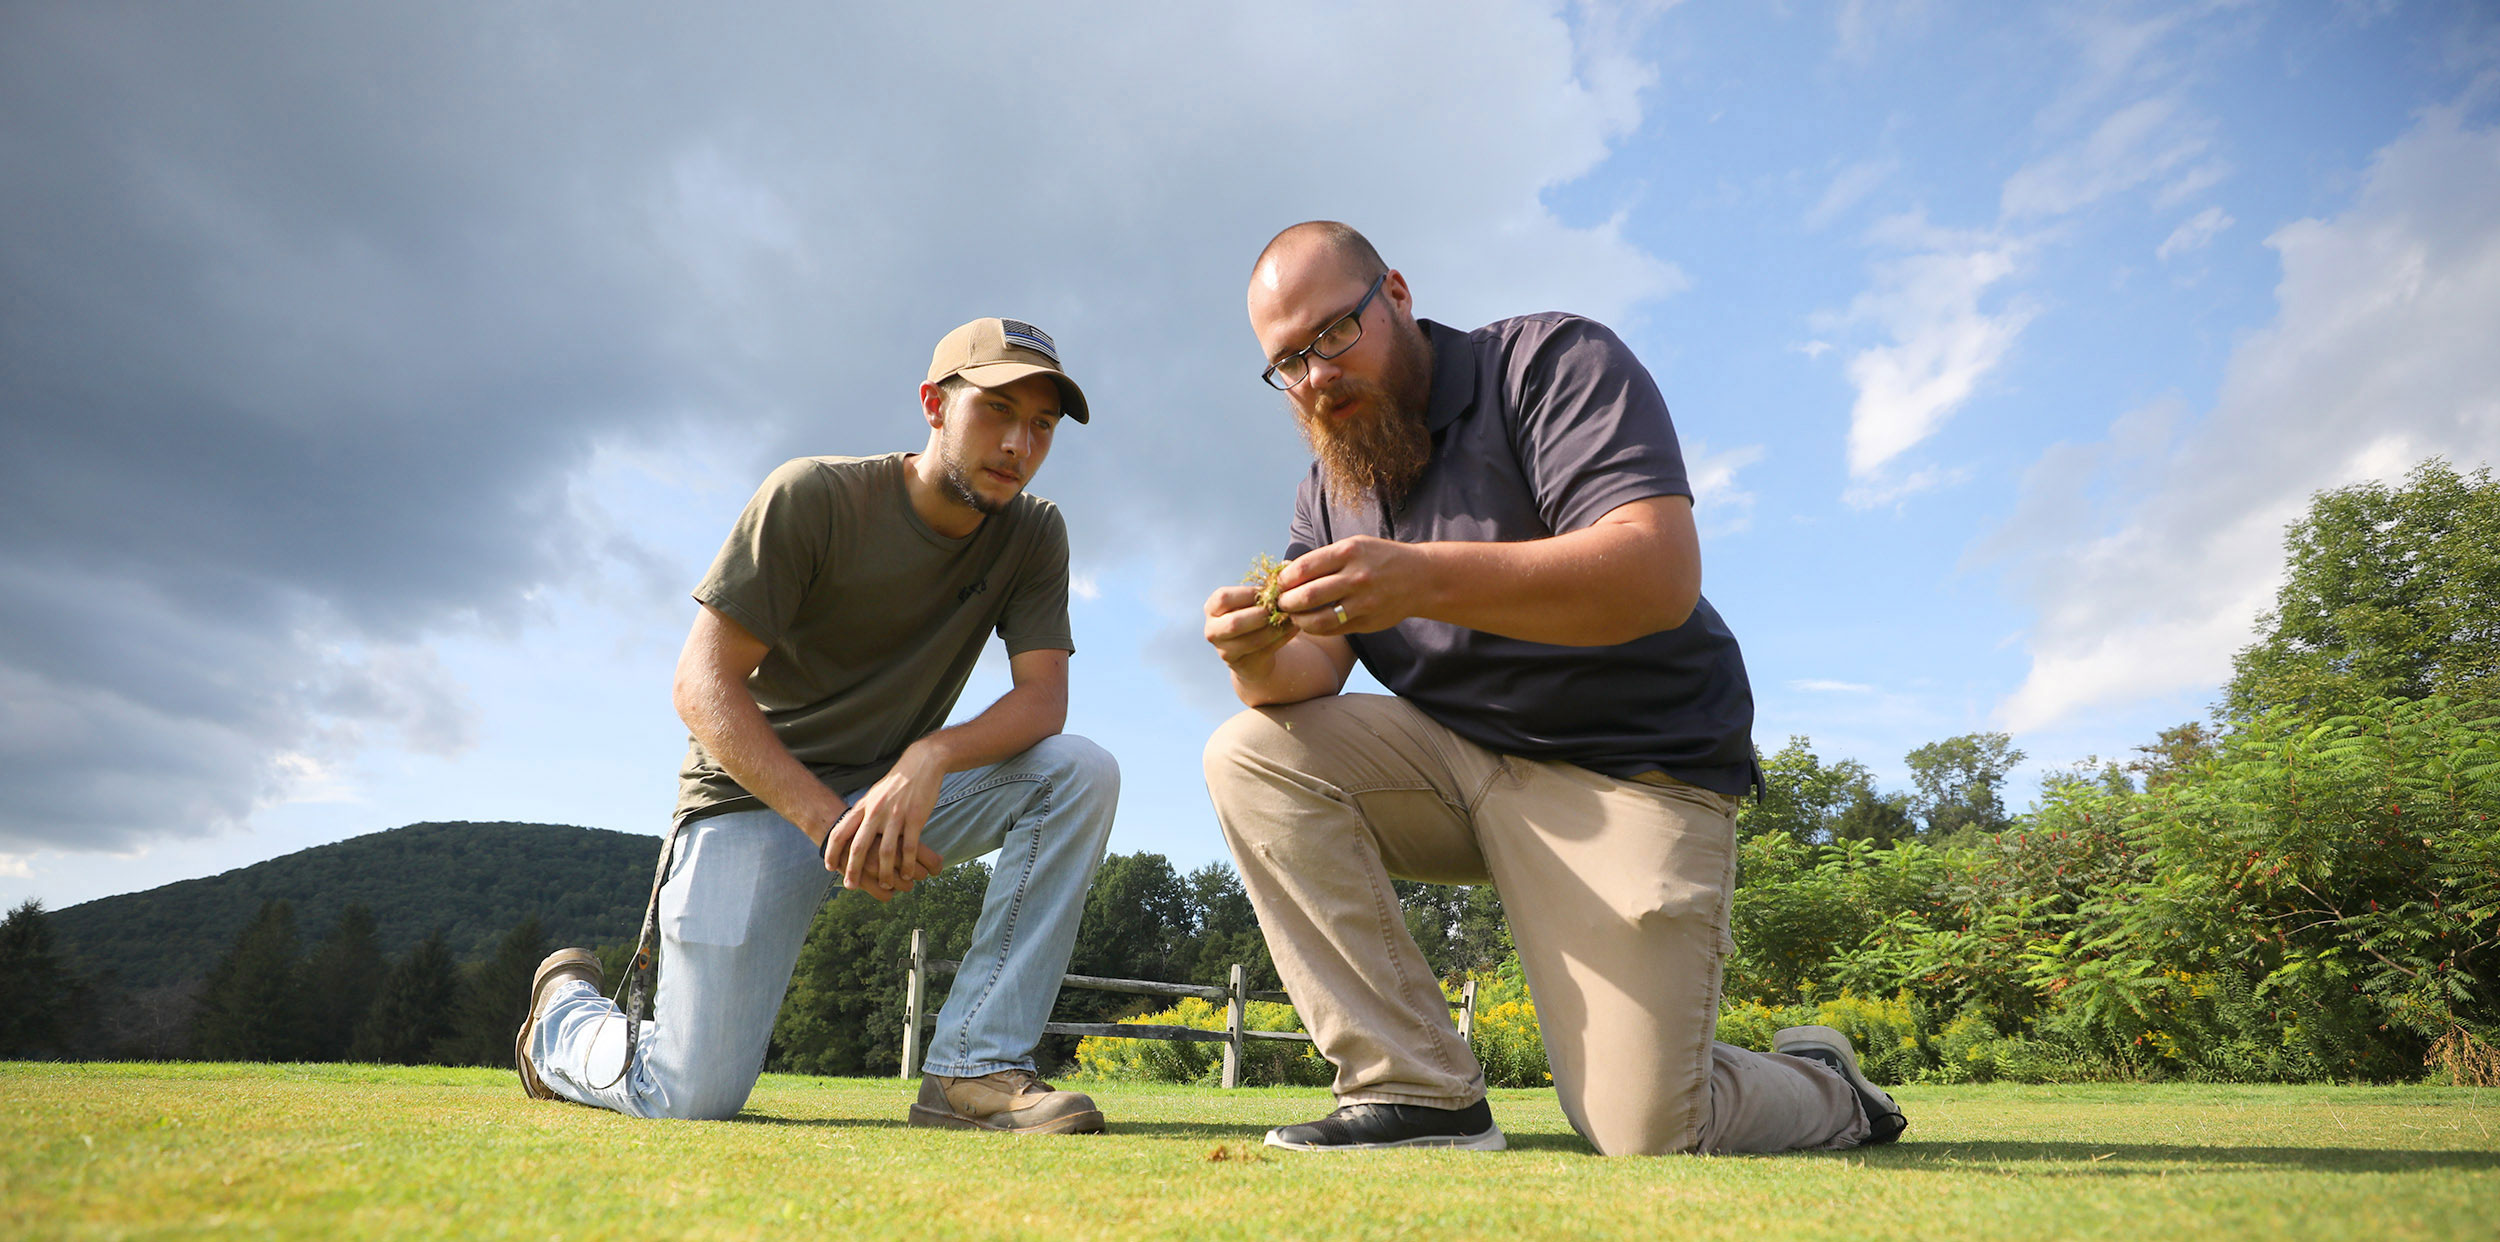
[[5, 1063, 2496, 1240]]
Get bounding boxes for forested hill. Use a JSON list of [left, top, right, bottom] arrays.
[[50, 822, 659, 988]]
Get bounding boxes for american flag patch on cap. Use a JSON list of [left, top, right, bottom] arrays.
[[1000, 320, 1058, 365]]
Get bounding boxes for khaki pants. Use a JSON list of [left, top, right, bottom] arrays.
[[1204, 694, 1866, 1156]]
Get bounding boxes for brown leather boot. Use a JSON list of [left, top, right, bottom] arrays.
[[907, 1068, 1106, 1135], [515, 948, 602, 1100]]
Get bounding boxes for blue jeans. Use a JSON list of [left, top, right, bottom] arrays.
[[527, 733, 1118, 1120]]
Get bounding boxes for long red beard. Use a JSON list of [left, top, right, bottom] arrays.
[[1295, 326, 1435, 510], [1298, 385, 1431, 510]]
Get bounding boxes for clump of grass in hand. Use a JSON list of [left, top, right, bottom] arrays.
[[1244, 553, 1290, 628]]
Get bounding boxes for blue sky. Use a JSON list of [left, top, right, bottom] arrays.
[[3, 1, 2496, 911]]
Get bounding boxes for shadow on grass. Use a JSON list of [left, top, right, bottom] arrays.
[[632, 1113, 2500, 1171], [1090, 1121, 1279, 1141], [734, 1113, 1253, 1142], [1853, 1141, 2500, 1174], [1502, 1133, 1597, 1154], [737, 1114, 909, 1130], [1374, 1133, 2500, 1168]]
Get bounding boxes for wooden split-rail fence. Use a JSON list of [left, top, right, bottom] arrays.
[[898, 928, 1479, 1089]]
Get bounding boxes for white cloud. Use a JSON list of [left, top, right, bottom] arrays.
[[2156, 205, 2235, 261], [1069, 573, 1101, 603], [1824, 216, 2034, 490], [267, 752, 359, 807], [1989, 99, 2500, 731], [1822, 25, 2225, 511], [2002, 96, 2213, 220], [1805, 157, 1899, 231], [1790, 679, 1876, 694], [1686, 441, 1766, 535], [2154, 160, 2232, 210], [1842, 462, 1969, 509], [2034, 6, 2195, 130], [1811, 10, 2241, 513], [1835, 0, 1936, 62]]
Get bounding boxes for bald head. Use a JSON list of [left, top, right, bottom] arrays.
[[1247, 221, 1411, 360], [1251, 221, 1386, 291]]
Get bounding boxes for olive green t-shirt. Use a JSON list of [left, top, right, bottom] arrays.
[[673, 452, 1074, 823]]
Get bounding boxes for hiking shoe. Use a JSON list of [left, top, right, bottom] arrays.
[[515, 948, 602, 1100], [908, 1069, 1105, 1135], [1263, 1099, 1505, 1152], [1774, 1024, 1907, 1145]]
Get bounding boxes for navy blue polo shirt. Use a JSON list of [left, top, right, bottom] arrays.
[[1285, 315, 1760, 797]]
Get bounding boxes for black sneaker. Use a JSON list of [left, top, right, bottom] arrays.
[[1263, 1099, 1506, 1152], [1773, 1024, 1907, 1145]]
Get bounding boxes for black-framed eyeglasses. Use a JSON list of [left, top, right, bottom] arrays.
[[1260, 273, 1385, 391]]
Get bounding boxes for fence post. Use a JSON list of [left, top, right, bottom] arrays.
[[1221, 963, 1246, 1089], [1459, 978, 1477, 1044], [900, 928, 926, 1079]]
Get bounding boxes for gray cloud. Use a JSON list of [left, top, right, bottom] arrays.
[[0, 1, 1684, 852]]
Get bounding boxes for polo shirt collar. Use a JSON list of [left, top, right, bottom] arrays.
[[1419, 319, 1476, 435]]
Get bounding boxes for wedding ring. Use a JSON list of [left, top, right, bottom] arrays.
[[1333, 604, 1349, 625]]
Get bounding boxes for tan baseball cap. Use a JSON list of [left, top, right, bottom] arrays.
[[926, 318, 1090, 423]]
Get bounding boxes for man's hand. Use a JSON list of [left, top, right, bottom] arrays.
[[1243, 498, 1701, 648], [1204, 580, 1357, 708], [822, 748, 947, 901], [1274, 536, 1428, 637], [1202, 584, 1299, 676]]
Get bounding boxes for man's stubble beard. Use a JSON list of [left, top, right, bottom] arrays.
[[937, 426, 1008, 517], [1296, 316, 1435, 511]]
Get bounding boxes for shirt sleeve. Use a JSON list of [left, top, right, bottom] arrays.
[[691, 458, 836, 649], [996, 502, 1075, 656], [1506, 317, 1691, 535]]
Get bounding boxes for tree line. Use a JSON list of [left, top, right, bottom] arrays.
[[0, 897, 574, 1066], [0, 851, 1405, 1070], [36, 822, 653, 993]]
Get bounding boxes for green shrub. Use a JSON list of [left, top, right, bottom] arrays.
[[1924, 1005, 2101, 1084], [1716, 994, 1924, 1085], [2111, 698, 2500, 1080], [1454, 959, 1548, 1088], [1715, 696, 2500, 1085]]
